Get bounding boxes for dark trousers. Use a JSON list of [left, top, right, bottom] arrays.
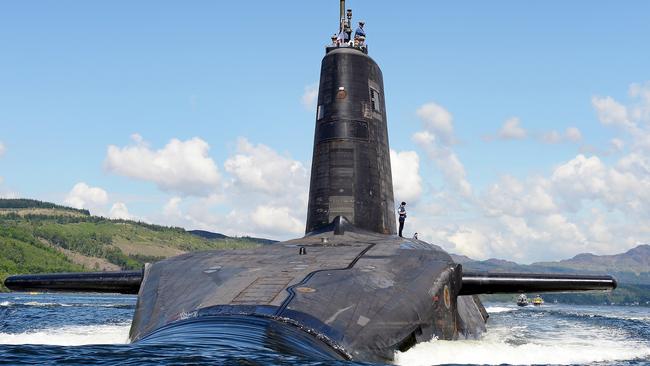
[[398, 216, 405, 237]]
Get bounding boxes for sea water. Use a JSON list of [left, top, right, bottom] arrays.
[[1, 293, 649, 365]]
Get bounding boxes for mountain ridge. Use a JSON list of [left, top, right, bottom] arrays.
[[456, 244, 650, 274], [456, 244, 650, 305]]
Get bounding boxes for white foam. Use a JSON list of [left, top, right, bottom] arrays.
[[0, 301, 10, 307], [396, 326, 650, 365], [0, 324, 131, 346], [563, 308, 650, 322], [23, 301, 59, 307], [484, 306, 515, 314]]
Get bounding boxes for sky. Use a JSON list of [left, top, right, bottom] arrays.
[[1, 1, 649, 263]]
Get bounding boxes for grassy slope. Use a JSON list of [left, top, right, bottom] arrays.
[[0, 225, 84, 290], [0, 200, 261, 291]]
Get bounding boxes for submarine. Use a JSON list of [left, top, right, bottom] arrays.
[[5, 1, 617, 363]]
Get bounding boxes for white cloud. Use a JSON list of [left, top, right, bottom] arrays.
[[499, 117, 527, 140], [482, 175, 556, 217], [407, 83, 650, 262], [592, 84, 650, 153], [414, 140, 472, 198], [412, 131, 435, 146], [416, 102, 454, 142], [453, 150, 650, 261], [63, 184, 136, 220], [565, 127, 582, 142], [109, 202, 132, 220], [551, 155, 607, 200], [592, 96, 631, 128], [301, 83, 318, 110], [250, 205, 304, 236], [224, 138, 308, 200], [154, 196, 217, 232], [413, 102, 472, 198], [163, 197, 183, 217], [628, 82, 650, 123], [447, 228, 490, 260], [105, 135, 221, 196], [541, 130, 562, 144], [156, 197, 305, 240], [64, 182, 109, 210], [629, 82, 650, 102], [439, 151, 472, 197], [548, 154, 650, 215], [541, 127, 581, 144], [221, 138, 309, 238], [130, 133, 144, 144], [610, 138, 625, 152], [390, 149, 423, 203], [146, 137, 310, 240]]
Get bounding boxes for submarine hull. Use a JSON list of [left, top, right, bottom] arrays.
[[128, 225, 487, 362]]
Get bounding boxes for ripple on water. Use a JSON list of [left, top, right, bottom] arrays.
[[1, 294, 650, 365]]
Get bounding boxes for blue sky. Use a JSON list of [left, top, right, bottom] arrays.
[[1, 1, 649, 262]]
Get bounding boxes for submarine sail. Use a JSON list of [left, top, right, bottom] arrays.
[[305, 46, 395, 235]]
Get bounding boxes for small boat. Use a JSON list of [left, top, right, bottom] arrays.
[[517, 294, 529, 307], [532, 295, 544, 306]]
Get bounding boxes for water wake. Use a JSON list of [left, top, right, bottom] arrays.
[[483, 306, 516, 314], [396, 305, 650, 365], [0, 324, 131, 346], [3, 301, 133, 309], [395, 337, 650, 365]]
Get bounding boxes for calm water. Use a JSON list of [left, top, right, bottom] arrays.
[[1, 293, 649, 365]]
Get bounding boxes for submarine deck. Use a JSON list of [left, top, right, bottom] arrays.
[[129, 229, 448, 342]]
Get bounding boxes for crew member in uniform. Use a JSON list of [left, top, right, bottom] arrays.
[[397, 202, 407, 237], [354, 21, 365, 38]]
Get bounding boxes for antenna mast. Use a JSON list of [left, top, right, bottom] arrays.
[[339, 0, 345, 32]]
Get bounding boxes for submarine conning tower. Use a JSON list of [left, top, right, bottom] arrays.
[[306, 2, 396, 235]]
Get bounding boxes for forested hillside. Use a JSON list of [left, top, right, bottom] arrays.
[[0, 199, 262, 291]]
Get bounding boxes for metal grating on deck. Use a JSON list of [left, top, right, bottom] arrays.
[[230, 276, 294, 305]]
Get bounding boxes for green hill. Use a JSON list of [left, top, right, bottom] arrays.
[[0, 199, 261, 291]]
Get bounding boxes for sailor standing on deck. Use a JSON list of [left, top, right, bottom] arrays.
[[355, 21, 366, 49], [397, 202, 407, 237], [354, 21, 366, 38], [337, 28, 349, 46]]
